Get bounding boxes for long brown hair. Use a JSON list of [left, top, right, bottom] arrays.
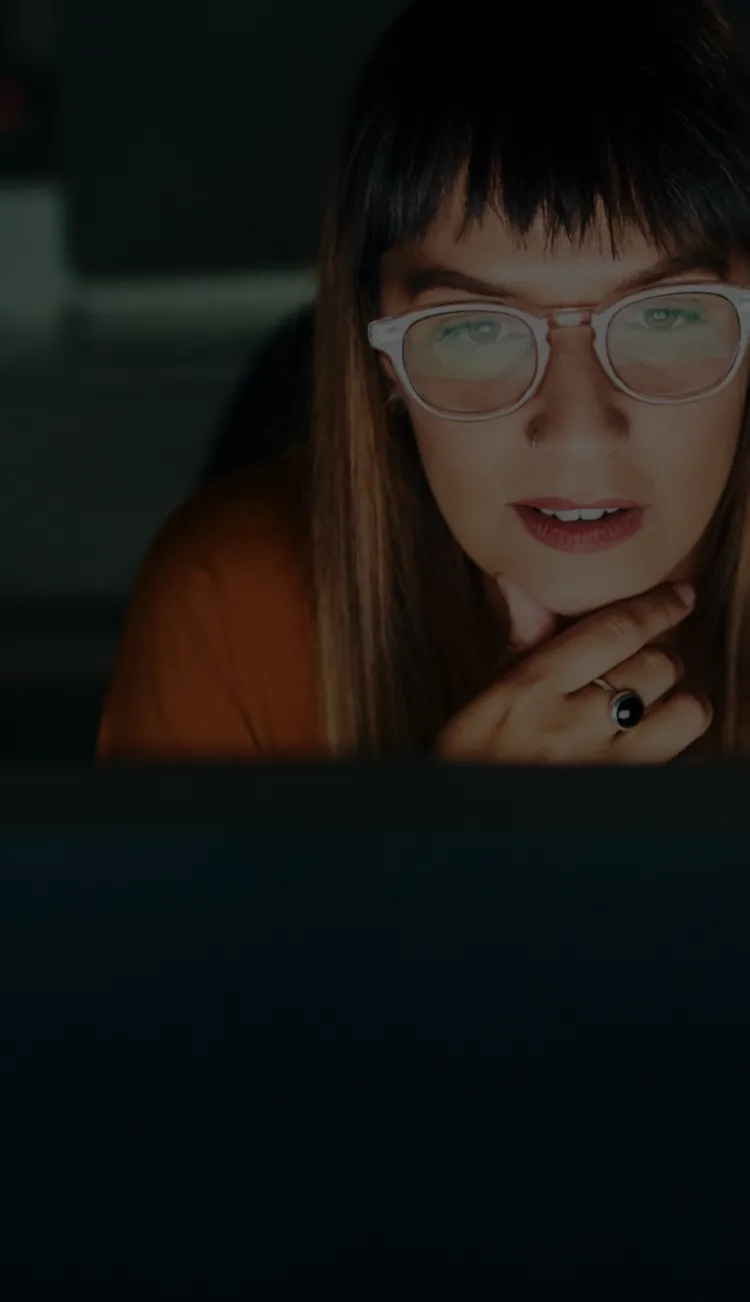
[[309, 0, 750, 757]]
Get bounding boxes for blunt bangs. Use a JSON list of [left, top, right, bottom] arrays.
[[336, 1, 750, 305]]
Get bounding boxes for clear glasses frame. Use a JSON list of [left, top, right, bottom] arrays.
[[367, 281, 750, 422]]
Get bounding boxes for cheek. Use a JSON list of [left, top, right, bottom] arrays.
[[410, 413, 513, 505], [657, 393, 744, 522], [409, 410, 524, 569]]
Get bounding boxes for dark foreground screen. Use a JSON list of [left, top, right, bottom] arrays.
[[0, 763, 748, 1291]]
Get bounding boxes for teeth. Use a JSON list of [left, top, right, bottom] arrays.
[[537, 507, 622, 521]]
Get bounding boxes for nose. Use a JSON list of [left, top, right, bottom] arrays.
[[525, 324, 629, 459]]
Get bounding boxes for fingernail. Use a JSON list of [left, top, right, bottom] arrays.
[[673, 582, 696, 607]]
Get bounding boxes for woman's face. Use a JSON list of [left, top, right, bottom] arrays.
[[378, 195, 750, 617]]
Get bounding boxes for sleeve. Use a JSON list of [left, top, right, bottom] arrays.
[[96, 544, 261, 762]]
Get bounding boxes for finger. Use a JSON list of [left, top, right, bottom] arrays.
[[577, 645, 684, 713], [530, 582, 695, 695], [494, 576, 557, 651], [608, 691, 712, 763]]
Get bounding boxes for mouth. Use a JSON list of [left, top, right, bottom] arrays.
[[511, 498, 647, 553]]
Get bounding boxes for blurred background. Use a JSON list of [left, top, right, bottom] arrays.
[[0, 0, 407, 763], [1, 0, 749, 764]]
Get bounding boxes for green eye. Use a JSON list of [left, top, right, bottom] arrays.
[[643, 307, 702, 328], [438, 319, 504, 342]]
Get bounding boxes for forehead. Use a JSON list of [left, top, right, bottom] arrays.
[[380, 187, 743, 307]]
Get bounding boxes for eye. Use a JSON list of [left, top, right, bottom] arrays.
[[638, 306, 703, 329], [438, 318, 508, 344]]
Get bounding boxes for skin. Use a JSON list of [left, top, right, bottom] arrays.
[[378, 192, 750, 661]]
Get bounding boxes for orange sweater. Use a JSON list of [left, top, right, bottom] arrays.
[[96, 450, 322, 760]]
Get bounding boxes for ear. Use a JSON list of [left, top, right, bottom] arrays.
[[377, 353, 404, 399]]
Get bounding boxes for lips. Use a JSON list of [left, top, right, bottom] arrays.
[[512, 502, 647, 553]]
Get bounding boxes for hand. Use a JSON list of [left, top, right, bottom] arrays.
[[435, 581, 712, 764]]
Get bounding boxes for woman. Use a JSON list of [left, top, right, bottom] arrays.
[[97, 0, 750, 763]]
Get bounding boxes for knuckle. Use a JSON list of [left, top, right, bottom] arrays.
[[641, 647, 677, 680], [633, 590, 684, 631], [669, 649, 685, 678], [604, 611, 639, 645], [660, 592, 689, 626]]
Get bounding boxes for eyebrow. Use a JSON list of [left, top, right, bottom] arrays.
[[401, 250, 730, 302]]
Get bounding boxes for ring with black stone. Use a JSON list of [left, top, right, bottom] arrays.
[[592, 677, 646, 731]]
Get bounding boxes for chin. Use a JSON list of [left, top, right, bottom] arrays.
[[533, 574, 657, 618]]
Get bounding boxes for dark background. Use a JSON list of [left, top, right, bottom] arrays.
[[0, 0, 407, 762], [1, 0, 749, 763]]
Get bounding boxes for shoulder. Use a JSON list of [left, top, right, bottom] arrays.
[[147, 446, 312, 596], [98, 447, 321, 759]]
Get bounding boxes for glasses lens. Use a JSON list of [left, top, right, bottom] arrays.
[[607, 291, 740, 399], [403, 310, 537, 414]]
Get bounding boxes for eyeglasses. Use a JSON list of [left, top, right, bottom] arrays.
[[367, 282, 750, 422]]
